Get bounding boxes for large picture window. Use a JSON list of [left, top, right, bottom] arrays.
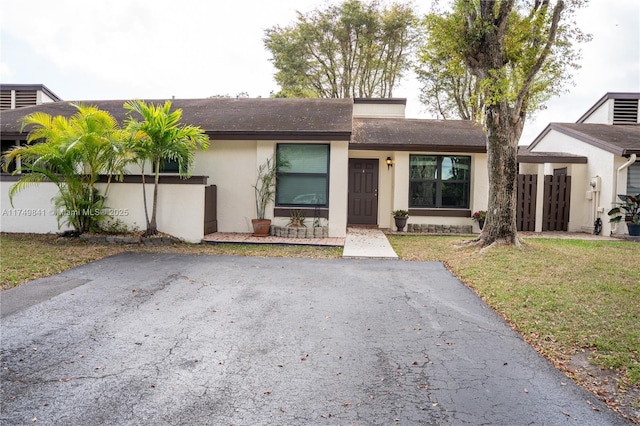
[[276, 144, 329, 207], [409, 155, 470, 208]]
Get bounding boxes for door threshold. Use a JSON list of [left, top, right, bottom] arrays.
[[347, 224, 379, 229]]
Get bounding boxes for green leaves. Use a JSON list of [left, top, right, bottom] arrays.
[[417, 0, 590, 120], [3, 104, 128, 233], [123, 100, 209, 234], [264, 0, 420, 98]]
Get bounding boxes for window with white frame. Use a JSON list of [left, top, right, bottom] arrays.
[[409, 155, 470, 208]]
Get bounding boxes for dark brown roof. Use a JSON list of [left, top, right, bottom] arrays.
[[351, 118, 486, 152], [517, 147, 587, 164], [528, 123, 640, 156], [0, 98, 353, 141]]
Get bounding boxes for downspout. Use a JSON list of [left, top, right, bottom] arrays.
[[611, 153, 637, 235]]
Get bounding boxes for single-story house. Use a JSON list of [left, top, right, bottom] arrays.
[[0, 90, 490, 242], [519, 92, 640, 236]]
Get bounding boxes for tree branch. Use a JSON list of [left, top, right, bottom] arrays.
[[514, 0, 564, 120]]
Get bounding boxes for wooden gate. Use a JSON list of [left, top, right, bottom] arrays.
[[542, 174, 571, 231], [517, 174, 537, 231], [204, 185, 217, 234]]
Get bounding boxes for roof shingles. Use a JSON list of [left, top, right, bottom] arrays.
[[351, 118, 486, 152]]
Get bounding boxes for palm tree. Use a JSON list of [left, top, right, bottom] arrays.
[[123, 100, 209, 236], [3, 104, 126, 233]]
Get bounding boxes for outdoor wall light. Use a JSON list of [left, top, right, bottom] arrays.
[[386, 157, 393, 170]]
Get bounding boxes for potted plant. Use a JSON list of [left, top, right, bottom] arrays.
[[288, 209, 306, 227], [472, 210, 487, 230], [608, 194, 640, 237], [252, 157, 279, 236], [392, 209, 409, 232]]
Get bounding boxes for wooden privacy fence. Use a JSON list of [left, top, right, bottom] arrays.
[[516, 173, 572, 232], [542, 174, 571, 231], [517, 174, 537, 231]]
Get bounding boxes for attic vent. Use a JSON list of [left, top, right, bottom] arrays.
[[613, 98, 639, 124], [0, 90, 11, 110], [15, 90, 37, 108]]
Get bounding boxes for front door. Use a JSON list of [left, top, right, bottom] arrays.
[[348, 159, 379, 225]]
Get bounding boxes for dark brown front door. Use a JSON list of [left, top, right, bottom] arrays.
[[348, 159, 379, 225]]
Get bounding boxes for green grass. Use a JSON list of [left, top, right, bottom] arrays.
[[0, 233, 342, 290]]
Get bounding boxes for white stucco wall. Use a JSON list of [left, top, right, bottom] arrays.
[[581, 100, 611, 124], [528, 129, 626, 235]]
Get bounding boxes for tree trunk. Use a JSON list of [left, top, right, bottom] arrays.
[[477, 103, 523, 247], [141, 167, 151, 232], [147, 161, 160, 236]]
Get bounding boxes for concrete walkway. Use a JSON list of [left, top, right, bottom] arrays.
[[204, 228, 399, 259], [342, 227, 398, 259]]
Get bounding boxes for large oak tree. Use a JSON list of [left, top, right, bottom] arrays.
[[264, 0, 420, 98], [421, 0, 589, 247]]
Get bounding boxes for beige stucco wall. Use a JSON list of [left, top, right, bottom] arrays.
[[193, 139, 349, 238], [0, 182, 70, 233], [349, 150, 395, 229], [1, 180, 206, 242], [192, 140, 257, 233], [327, 141, 349, 237], [348, 151, 488, 232], [352, 103, 405, 118]]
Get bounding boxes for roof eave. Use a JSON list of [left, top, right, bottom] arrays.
[[206, 131, 351, 141], [550, 124, 627, 156], [349, 143, 486, 153]]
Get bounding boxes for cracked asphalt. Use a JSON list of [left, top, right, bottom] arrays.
[[0, 253, 628, 425]]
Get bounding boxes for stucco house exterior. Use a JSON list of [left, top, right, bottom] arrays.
[[520, 92, 640, 236], [1, 94, 489, 242]]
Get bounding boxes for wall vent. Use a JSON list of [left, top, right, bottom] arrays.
[[0, 90, 11, 110], [613, 98, 639, 124], [15, 90, 37, 108]]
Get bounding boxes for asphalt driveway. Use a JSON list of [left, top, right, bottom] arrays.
[[0, 253, 627, 425]]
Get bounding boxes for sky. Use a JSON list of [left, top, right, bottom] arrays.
[[1, 0, 638, 145]]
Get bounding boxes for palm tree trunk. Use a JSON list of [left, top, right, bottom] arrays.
[[140, 165, 151, 232], [147, 159, 160, 235]]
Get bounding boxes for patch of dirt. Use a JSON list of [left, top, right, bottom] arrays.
[[563, 349, 639, 423]]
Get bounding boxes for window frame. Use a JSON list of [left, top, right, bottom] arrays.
[[275, 143, 330, 208], [627, 161, 640, 195], [409, 154, 471, 209]]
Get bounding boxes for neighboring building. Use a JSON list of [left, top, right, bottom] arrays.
[[521, 93, 640, 236], [0, 84, 63, 173], [0, 84, 62, 110], [0, 95, 489, 242]]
